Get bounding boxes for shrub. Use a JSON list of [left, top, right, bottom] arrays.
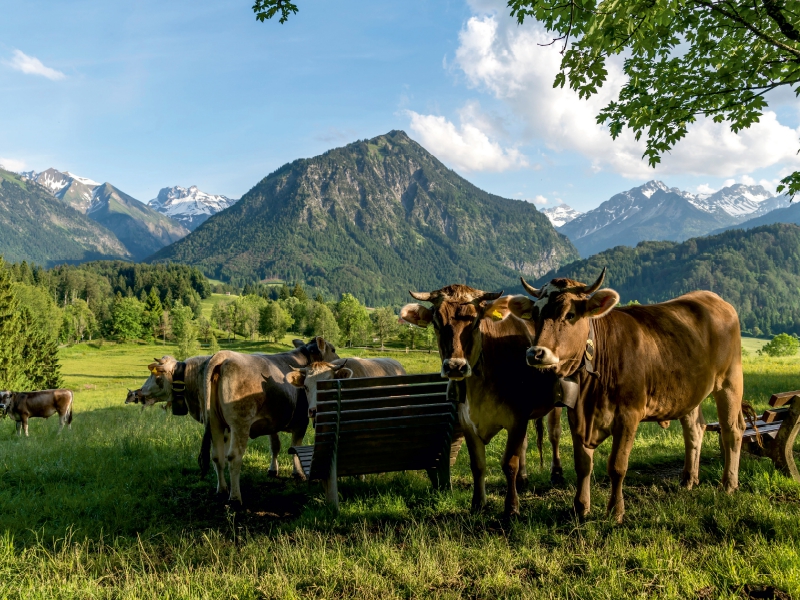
[[758, 333, 800, 357]]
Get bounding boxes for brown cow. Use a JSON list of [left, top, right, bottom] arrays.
[[285, 358, 406, 419], [125, 388, 146, 406], [205, 336, 339, 506], [1, 389, 73, 436], [508, 268, 747, 522], [401, 287, 561, 517]]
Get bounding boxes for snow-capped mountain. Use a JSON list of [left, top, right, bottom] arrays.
[[540, 204, 582, 228], [21, 168, 100, 212], [147, 185, 238, 230], [558, 180, 790, 257]]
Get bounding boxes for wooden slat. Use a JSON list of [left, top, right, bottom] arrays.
[[317, 382, 448, 402], [314, 413, 455, 435], [337, 458, 444, 477], [769, 391, 800, 408], [315, 403, 455, 425], [762, 408, 789, 423], [316, 392, 449, 413], [317, 373, 444, 390], [741, 423, 783, 438]]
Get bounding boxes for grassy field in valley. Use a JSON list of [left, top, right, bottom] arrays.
[[0, 335, 796, 598]]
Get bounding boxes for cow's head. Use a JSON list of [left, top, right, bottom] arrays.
[[140, 356, 179, 405], [400, 285, 504, 380], [297, 336, 339, 363], [0, 391, 11, 416], [125, 388, 145, 405], [508, 268, 618, 378], [284, 359, 353, 420]]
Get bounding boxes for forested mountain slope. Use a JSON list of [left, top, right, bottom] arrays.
[[150, 130, 578, 304], [534, 223, 800, 336], [0, 169, 130, 265]]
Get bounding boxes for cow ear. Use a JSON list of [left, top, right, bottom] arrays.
[[482, 296, 509, 321], [285, 371, 305, 387], [507, 295, 535, 321], [334, 367, 353, 379], [291, 339, 304, 348], [400, 303, 433, 327], [585, 289, 619, 318], [315, 336, 327, 352]]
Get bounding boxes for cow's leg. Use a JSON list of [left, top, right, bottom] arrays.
[[606, 416, 639, 524], [226, 428, 250, 506], [15, 420, 21, 436], [679, 404, 706, 489], [548, 408, 565, 485], [516, 432, 529, 492], [58, 410, 68, 433], [268, 434, 281, 477], [22, 416, 29, 437], [501, 420, 529, 517], [209, 418, 229, 496], [290, 429, 306, 480], [460, 406, 488, 512], [572, 435, 594, 517], [714, 370, 745, 493]]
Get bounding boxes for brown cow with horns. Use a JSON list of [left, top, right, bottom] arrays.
[[401, 285, 561, 518], [507, 268, 750, 523]]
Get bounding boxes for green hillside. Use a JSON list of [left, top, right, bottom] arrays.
[[150, 131, 578, 304], [0, 169, 130, 266], [89, 184, 189, 261], [535, 223, 800, 335]]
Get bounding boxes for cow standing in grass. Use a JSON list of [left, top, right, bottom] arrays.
[[401, 287, 561, 518], [205, 336, 339, 506], [508, 268, 749, 523], [285, 358, 406, 420], [1, 389, 73, 436]]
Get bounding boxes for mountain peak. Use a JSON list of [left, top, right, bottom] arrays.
[[147, 185, 238, 231]]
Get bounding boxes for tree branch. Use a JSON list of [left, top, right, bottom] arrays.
[[762, 0, 800, 42]]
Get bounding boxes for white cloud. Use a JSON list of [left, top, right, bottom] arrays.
[[406, 109, 528, 172], [532, 195, 548, 205], [0, 157, 26, 172], [723, 178, 736, 188], [453, 14, 800, 179], [6, 49, 65, 81], [697, 183, 716, 195], [741, 174, 756, 185]]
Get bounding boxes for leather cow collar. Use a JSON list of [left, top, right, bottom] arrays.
[[171, 361, 189, 416], [554, 319, 599, 410]]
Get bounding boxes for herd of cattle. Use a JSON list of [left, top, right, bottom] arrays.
[[1, 270, 756, 522]]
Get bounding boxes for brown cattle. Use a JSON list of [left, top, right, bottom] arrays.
[[125, 388, 146, 406], [205, 337, 339, 505], [401, 286, 561, 517], [509, 268, 748, 522], [285, 358, 406, 419], [1, 389, 73, 436]]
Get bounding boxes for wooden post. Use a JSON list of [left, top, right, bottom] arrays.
[[324, 455, 340, 512], [766, 395, 800, 483]]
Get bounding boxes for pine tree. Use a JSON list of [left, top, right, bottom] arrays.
[[292, 283, 308, 302], [0, 259, 25, 390]]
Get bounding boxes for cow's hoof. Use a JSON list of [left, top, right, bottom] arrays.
[[515, 476, 529, 493], [470, 500, 487, 514], [267, 469, 279, 478], [503, 507, 521, 521], [680, 475, 699, 490], [722, 482, 738, 494], [550, 469, 566, 486], [291, 471, 306, 481], [227, 499, 243, 512]]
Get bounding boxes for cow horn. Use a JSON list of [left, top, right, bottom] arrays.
[[409, 291, 431, 301], [479, 290, 503, 302], [583, 267, 607, 295], [520, 277, 541, 298]]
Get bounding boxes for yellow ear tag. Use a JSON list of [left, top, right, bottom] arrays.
[[520, 312, 532, 320], [491, 310, 503, 321]]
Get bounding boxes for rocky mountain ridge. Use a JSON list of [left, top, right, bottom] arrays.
[[147, 185, 238, 230]]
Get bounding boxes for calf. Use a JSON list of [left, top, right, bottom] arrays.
[[508, 268, 749, 522], [285, 358, 406, 419], [2, 389, 73, 436]]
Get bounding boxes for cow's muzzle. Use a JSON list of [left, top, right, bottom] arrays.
[[526, 346, 559, 368], [441, 358, 472, 380]]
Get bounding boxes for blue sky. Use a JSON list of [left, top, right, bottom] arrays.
[[1, 0, 798, 212]]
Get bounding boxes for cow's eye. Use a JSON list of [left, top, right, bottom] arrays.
[[566, 312, 575, 321]]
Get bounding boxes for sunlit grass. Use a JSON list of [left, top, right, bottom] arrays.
[[0, 338, 795, 598]]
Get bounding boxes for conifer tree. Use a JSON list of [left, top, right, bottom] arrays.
[[0, 259, 25, 390]]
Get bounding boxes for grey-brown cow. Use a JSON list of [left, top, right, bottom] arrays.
[[1, 389, 73, 435], [205, 336, 339, 506], [508, 268, 750, 523], [285, 358, 406, 419]]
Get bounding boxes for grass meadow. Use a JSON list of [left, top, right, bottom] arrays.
[[0, 335, 796, 598]]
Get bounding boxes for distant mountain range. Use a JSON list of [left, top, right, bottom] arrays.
[[0, 168, 130, 265], [147, 186, 238, 230], [535, 223, 800, 336], [540, 204, 582, 227], [558, 180, 790, 257], [150, 130, 578, 305]]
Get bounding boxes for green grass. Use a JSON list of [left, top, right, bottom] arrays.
[[0, 339, 796, 598]]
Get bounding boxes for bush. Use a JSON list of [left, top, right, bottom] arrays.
[[758, 333, 800, 357]]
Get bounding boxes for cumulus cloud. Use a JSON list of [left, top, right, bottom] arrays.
[[6, 49, 65, 81], [406, 108, 528, 172], [453, 14, 800, 179], [0, 157, 26, 172], [696, 183, 716, 195], [532, 195, 548, 205]]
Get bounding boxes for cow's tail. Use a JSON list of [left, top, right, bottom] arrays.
[[198, 420, 212, 477], [534, 417, 544, 469], [742, 401, 761, 448], [203, 351, 229, 427], [67, 391, 74, 426]]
